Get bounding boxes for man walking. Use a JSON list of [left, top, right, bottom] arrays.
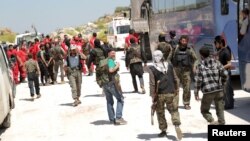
[[87, 39, 106, 87], [24, 53, 41, 99], [125, 38, 147, 94], [172, 35, 198, 110], [194, 47, 227, 125], [147, 50, 182, 139], [64, 45, 86, 107], [103, 49, 127, 125]]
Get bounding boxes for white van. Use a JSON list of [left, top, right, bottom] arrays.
[[107, 17, 130, 49], [0, 45, 15, 128], [15, 32, 42, 45]]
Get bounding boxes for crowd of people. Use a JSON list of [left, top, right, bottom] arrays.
[[1, 27, 236, 140]]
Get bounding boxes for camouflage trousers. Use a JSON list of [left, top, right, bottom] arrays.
[[201, 91, 225, 125], [175, 68, 191, 105], [68, 69, 82, 99], [156, 94, 181, 131], [54, 60, 64, 82]]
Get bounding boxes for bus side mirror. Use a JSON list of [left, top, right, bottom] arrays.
[[221, 0, 229, 15]]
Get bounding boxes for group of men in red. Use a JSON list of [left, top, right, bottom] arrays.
[[5, 33, 97, 85]]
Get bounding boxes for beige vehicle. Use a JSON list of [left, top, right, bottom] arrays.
[[0, 45, 15, 128]]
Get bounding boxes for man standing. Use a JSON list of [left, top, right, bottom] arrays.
[[172, 35, 198, 110], [214, 35, 234, 109], [156, 33, 172, 62], [147, 50, 182, 139], [64, 45, 86, 107], [194, 47, 227, 125], [126, 38, 147, 94], [89, 32, 97, 49], [24, 53, 41, 99], [51, 39, 66, 84], [103, 49, 127, 125]]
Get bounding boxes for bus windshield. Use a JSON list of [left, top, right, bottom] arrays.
[[117, 25, 130, 34]]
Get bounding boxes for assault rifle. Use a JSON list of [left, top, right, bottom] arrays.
[[151, 80, 160, 125]]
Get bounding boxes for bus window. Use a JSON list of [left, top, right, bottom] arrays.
[[117, 25, 130, 34], [221, 0, 229, 15]]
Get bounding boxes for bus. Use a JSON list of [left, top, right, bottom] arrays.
[[131, 0, 250, 92], [238, 0, 250, 92], [107, 17, 131, 49]]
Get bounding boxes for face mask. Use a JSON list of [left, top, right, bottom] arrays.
[[153, 50, 163, 63], [154, 56, 162, 63]]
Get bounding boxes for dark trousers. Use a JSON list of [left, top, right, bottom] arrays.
[[130, 63, 144, 91], [224, 71, 234, 109], [27, 72, 40, 96], [131, 73, 143, 91], [38, 61, 48, 84], [47, 63, 55, 83]]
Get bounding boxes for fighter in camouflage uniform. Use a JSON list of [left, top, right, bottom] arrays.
[[172, 35, 198, 110], [87, 39, 106, 88], [156, 33, 172, 62], [146, 50, 182, 139], [64, 45, 86, 107]]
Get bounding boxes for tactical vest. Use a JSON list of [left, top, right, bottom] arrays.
[[172, 47, 193, 68], [149, 64, 175, 94], [93, 48, 105, 66], [129, 44, 142, 64]]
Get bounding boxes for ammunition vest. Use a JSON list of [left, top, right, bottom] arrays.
[[172, 47, 193, 68]]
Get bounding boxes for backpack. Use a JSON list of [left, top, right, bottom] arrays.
[[96, 58, 109, 87], [53, 46, 64, 60], [93, 48, 105, 66]]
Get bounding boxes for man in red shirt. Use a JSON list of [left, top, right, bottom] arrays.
[[125, 29, 139, 49], [89, 32, 97, 49], [7, 45, 22, 84], [88, 32, 97, 75], [29, 38, 40, 60], [17, 41, 28, 82]]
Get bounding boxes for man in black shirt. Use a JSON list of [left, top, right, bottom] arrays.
[[214, 35, 234, 109]]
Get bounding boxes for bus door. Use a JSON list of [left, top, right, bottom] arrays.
[[238, 0, 250, 92]]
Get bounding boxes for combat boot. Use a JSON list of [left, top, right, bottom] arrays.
[[72, 99, 79, 107], [77, 97, 82, 105], [141, 86, 146, 94], [158, 131, 167, 137]]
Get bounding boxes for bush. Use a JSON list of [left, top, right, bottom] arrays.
[[115, 6, 130, 13], [0, 34, 16, 43], [98, 30, 107, 42]]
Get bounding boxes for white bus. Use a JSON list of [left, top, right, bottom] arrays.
[[107, 17, 130, 49]]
